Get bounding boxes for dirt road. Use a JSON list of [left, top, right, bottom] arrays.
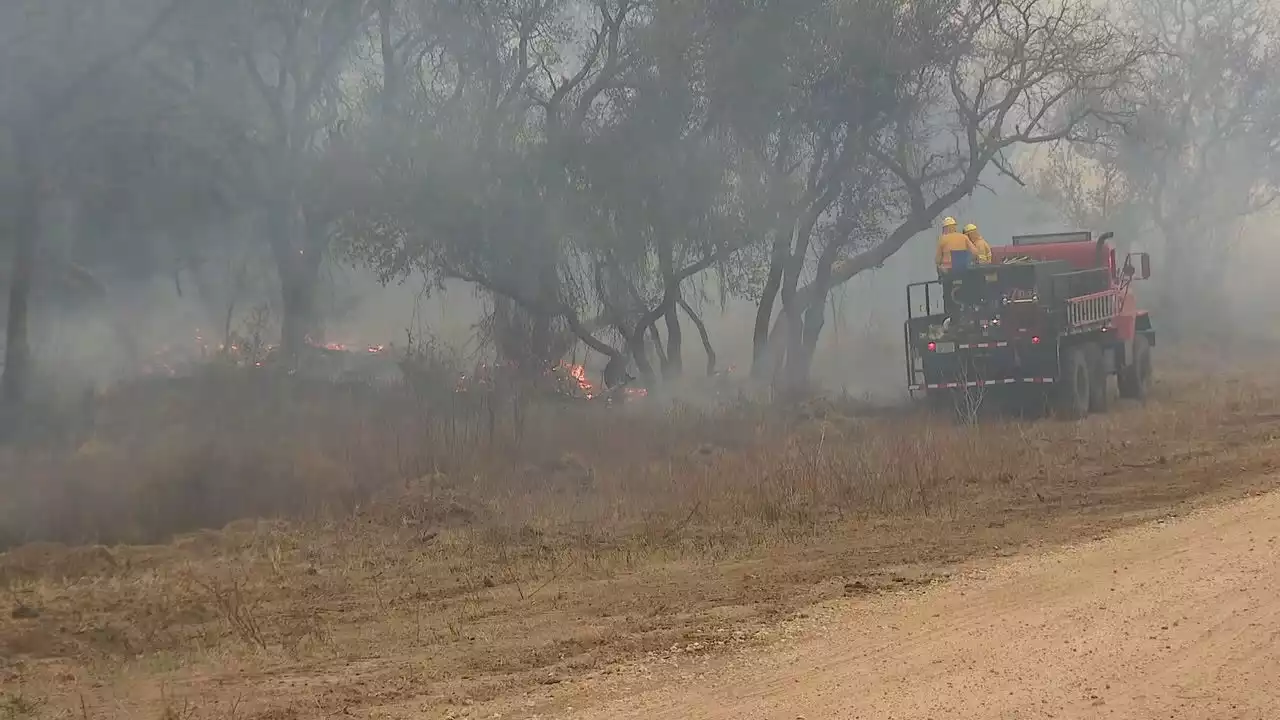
[[547, 491, 1280, 720]]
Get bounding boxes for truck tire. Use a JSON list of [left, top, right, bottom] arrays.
[[1055, 345, 1090, 420], [1118, 334, 1152, 400], [1084, 342, 1109, 413]]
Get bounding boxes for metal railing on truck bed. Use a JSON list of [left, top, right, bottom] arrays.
[[1048, 267, 1119, 330], [1066, 288, 1120, 329]]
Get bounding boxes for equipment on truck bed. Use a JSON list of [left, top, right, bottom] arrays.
[[904, 230, 1154, 419]]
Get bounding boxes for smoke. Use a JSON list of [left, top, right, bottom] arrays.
[[13, 165, 1077, 407]]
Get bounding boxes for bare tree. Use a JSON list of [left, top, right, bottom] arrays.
[[343, 0, 661, 378], [756, 0, 1148, 389], [1033, 0, 1280, 333], [0, 0, 188, 410], [152, 0, 376, 357], [573, 0, 748, 384], [698, 0, 951, 382]]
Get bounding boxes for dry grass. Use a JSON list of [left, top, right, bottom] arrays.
[[3, 363, 1280, 719]]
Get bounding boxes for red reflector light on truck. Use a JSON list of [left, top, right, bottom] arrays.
[[927, 342, 937, 351], [1031, 336, 1041, 345]]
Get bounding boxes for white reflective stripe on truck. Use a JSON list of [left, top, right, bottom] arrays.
[[925, 379, 1017, 389], [910, 378, 1055, 390]]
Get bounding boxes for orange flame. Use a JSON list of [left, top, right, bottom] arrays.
[[563, 363, 594, 397]]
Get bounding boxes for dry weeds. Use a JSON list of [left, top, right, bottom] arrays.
[[3, 365, 1280, 719]]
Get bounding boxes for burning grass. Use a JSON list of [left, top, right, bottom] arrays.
[[4, 364, 1280, 718]]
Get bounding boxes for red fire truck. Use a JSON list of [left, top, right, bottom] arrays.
[[904, 231, 1154, 419]]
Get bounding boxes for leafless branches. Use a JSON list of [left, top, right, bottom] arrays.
[[1029, 0, 1280, 329], [0, 0, 1176, 399]]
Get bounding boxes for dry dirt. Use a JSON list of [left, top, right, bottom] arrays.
[[527, 486, 1280, 720]]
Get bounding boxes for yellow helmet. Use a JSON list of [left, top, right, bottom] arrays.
[[964, 223, 978, 233], [942, 217, 957, 228]]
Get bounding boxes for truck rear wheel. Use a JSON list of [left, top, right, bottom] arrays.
[[1084, 342, 1109, 413], [1055, 345, 1090, 420], [1118, 334, 1152, 400]]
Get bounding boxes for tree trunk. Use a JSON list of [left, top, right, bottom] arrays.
[[268, 199, 323, 358], [779, 242, 840, 393], [765, 201, 827, 387], [492, 294, 517, 363], [530, 311, 552, 369], [662, 300, 683, 379], [602, 352, 629, 388], [2, 140, 42, 411], [752, 232, 791, 377], [777, 302, 806, 393], [789, 288, 831, 391], [279, 262, 321, 354], [627, 331, 657, 388], [678, 297, 716, 375], [656, 243, 683, 379], [649, 323, 667, 370], [377, 0, 397, 120], [531, 264, 565, 369]]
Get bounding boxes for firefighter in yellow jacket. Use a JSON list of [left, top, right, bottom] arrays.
[[935, 217, 977, 273], [964, 223, 992, 264]]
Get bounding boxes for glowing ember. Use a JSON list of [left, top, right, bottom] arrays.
[[133, 330, 395, 380], [454, 363, 496, 393], [304, 336, 388, 355]]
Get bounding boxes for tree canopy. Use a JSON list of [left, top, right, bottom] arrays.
[[14, 0, 1260, 405]]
